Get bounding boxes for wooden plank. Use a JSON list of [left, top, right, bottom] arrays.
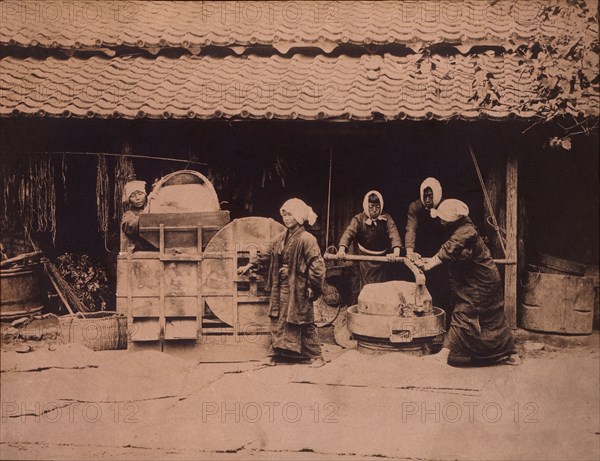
[[164, 262, 198, 295], [164, 297, 200, 317], [197, 262, 203, 342], [139, 212, 230, 250], [505, 154, 518, 328], [115, 258, 129, 299], [237, 295, 270, 302], [131, 297, 160, 317], [130, 318, 160, 341], [197, 224, 203, 342], [159, 224, 165, 254], [232, 226, 239, 340], [117, 253, 159, 260], [159, 224, 166, 349], [164, 318, 198, 340], [127, 258, 133, 346], [202, 252, 236, 259], [249, 246, 258, 298], [159, 255, 203, 262], [483, 162, 506, 260], [139, 211, 230, 228], [126, 260, 161, 296]]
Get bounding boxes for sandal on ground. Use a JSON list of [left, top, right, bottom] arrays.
[[497, 354, 522, 366], [258, 357, 277, 367], [308, 356, 326, 368], [505, 354, 522, 365]]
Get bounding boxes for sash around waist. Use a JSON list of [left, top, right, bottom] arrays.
[[357, 243, 387, 256]]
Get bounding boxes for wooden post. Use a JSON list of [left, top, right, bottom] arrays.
[[159, 224, 166, 350], [232, 223, 239, 341], [505, 154, 518, 329], [127, 257, 133, 345], [197, 224, 203, 343]]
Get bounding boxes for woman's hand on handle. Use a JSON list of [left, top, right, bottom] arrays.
[[237, 263, 253, 275]]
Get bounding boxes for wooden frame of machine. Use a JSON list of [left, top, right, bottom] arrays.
[[116, 170, 284, 351]]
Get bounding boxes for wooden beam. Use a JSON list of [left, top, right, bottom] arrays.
[[505, 154, 518, 329]]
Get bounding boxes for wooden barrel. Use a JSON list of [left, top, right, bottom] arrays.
[[0, 265, 44, 321], [537, 253, 586, 276], [520, 268, 595, 334]]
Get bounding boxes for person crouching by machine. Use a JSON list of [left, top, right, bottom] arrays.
[[420, 199, 521, 366], [237, 198, 327, 368], [121, 180, 156, 252], [336, 191, 402, 292]]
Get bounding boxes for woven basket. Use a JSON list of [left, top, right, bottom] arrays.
[[322, 280, 342, 306], [59, 312, 127, 351]]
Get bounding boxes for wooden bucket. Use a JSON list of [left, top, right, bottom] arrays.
[[0, 265, 44, 321], [520, 267, 595, 334], [537, 253, 586, 276]]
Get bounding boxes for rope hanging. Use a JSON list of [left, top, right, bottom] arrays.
[[468, 144, 508, 257], [325, 149, 333, 249], [96, 154, 110, 249]]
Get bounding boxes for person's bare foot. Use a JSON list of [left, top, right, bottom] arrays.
[[259, 356, 277, 367], [504, 354, 522, 366], [308, 356, 326, 368]]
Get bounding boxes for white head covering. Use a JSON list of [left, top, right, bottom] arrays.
[[280, 198, 317, 226], [123, 180, 146, 203], [362, 190, 386, 225], [431, 199, 469, 222], [420, 177, 442, 208]]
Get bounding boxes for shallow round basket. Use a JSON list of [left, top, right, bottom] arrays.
[[59, 312, 127, 351]]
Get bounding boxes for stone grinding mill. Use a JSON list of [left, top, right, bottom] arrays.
[[324, 253, 446, 355]]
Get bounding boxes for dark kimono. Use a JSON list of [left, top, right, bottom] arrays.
[[339, 213, 402, 288], [255, 226, 325, 358], [405, 199, 450, 311], [438, 217, 516, 360], [122, 209, 156, 252], [405, 199, 445, 257]]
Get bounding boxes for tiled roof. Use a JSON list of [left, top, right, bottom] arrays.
[[1, 1, 596, 52], [2, 54, 597, 120]]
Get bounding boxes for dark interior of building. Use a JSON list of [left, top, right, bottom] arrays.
[[2, 117, 598, 305]]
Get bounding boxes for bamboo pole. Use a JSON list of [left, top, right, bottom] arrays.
[[323, 253, 425, 288], [30, 151, 208, 166]]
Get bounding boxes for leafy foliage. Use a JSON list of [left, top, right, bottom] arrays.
[[55, 253, 110, 311], [513, 0, 599, 148]]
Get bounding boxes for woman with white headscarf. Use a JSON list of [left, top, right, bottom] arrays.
[[405, 177, 444, 260], [121, 180, 156, 252], [336, 190, 402, 290], [238, 198, 326, 368], [422, 199, 520, 366], [405, 178, 451, 317]]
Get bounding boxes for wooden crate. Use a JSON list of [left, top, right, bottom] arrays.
[[117, 213, 230, 349], [139, 212, 229, 253]]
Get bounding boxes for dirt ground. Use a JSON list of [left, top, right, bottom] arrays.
[[1, 326, 599, 461]]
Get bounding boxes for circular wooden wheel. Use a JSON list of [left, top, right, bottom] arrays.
[[202, 217, 285, 329]]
